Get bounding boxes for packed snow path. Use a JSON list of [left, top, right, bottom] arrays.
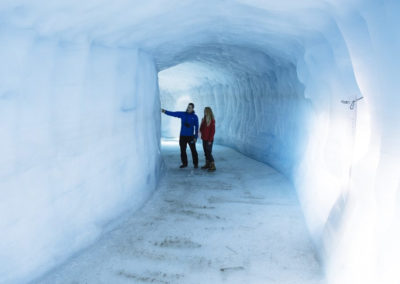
[[37, 141, 323, 284]]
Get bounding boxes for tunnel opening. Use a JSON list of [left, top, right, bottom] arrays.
[[158, 44, 310, 180]]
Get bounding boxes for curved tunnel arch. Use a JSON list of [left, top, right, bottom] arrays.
[[158, 43, 308, 176], [154, 22, 362, 242]]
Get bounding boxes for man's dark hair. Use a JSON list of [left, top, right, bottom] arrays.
[[188, 103, 194, 109]]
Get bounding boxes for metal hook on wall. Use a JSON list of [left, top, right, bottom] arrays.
[[341, 96, 364, 110]]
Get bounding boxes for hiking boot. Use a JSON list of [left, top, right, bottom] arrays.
[[179, 164, 187, 168], [208, 162, 216, 172], [201, 161, 210, 170]]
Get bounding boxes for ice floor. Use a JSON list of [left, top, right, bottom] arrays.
[[36, 140, 323, 284]]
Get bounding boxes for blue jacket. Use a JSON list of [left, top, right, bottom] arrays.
[[165, 110, 199, 139]]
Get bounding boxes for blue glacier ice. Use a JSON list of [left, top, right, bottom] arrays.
[[0, 0, 399, 283]]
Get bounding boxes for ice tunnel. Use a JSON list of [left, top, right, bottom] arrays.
[[1, 0, 399, 283]]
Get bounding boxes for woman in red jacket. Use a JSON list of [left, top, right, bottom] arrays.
[[200, 107, 216, 171]]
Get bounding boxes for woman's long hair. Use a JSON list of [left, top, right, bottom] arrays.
[[204, 107, 215, 126]]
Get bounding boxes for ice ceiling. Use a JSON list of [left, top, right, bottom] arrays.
[[1, 0, 399, 283]]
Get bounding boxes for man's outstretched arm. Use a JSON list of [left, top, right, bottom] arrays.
[[161, 109, 184, 118]]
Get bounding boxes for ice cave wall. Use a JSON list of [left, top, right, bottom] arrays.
[[0, 28, 161, 283]]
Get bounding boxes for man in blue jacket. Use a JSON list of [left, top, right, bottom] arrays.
[[162, 103, 199, 168]]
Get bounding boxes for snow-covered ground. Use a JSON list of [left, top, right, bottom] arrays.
[[35, 140, 322, 284]]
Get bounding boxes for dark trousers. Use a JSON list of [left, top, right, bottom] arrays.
[[202, 140, 214, 162], [179, 136, 198, 166]]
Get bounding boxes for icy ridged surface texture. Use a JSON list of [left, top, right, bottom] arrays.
[[0, 29, 161, 283]]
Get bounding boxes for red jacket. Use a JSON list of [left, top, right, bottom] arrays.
[[200, 119, 215, 141]]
